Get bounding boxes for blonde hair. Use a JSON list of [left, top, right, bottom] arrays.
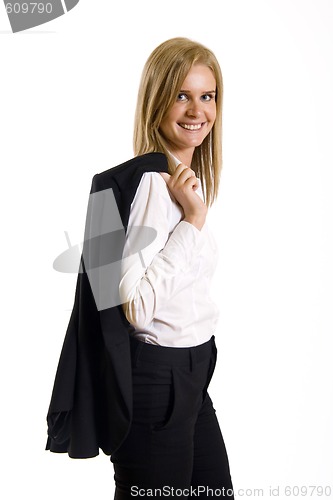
[[133, 37, 223, 206]]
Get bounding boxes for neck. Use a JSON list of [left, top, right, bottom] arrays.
[[168, 147, 194, 168]]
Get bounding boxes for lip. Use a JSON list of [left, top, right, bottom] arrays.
[[178, 122, 206, 131]]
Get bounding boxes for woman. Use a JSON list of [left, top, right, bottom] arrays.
[[111, 37, 234, 498]]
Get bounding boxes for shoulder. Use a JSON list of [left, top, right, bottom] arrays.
[[90, 153, 168, 194], [128, 171, 173, 227], [133, 171, 171, 204]]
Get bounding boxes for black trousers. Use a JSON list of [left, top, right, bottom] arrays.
[[111, 335, 234, 499]]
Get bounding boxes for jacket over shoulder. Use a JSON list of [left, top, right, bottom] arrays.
[[45, 152, 168, 458]]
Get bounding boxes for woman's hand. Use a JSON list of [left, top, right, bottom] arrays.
[[160, 163, 207, 230]]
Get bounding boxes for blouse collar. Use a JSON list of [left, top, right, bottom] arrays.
[[167, 151, 183, 168]]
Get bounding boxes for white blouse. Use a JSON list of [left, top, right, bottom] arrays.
[[119, 165, 220, 347]]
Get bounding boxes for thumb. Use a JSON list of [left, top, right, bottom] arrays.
[[159, 172, 171, 183]]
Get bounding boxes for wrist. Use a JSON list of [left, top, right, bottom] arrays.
[[183, 215, 206, 231]]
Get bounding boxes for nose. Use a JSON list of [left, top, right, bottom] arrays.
[[186, 99, 203, 118]]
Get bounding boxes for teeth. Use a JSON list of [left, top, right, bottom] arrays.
[[180, 123, 202, 130]]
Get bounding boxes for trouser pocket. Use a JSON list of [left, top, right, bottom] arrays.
[[131, 361, 174, 429], [130, 339, 216, 432]]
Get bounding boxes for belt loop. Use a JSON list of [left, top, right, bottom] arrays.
[[211, 335, 217, 361]]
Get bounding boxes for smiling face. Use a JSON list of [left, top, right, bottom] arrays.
[[159, 64, 217, 166]]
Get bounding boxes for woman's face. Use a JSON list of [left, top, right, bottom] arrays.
[[159, 64, 217, 165]]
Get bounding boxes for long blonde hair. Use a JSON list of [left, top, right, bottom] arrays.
[[133, 37, 223, 206]]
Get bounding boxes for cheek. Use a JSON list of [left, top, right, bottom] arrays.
[[209, 104, 217, 120], [208, 108, 217, 127], [159, 117, 170, 135], [166, 109, 180, 125], [160, 111, 175, 131]]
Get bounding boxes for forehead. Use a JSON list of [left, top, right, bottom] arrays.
[[180, 64, 216, 90]]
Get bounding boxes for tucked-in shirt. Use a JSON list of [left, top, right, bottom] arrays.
[[119, 164, 220, 347]]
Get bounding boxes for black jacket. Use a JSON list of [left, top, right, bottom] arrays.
[[45, 152, 169, 458]]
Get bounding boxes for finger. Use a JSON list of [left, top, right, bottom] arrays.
[[184, 175, 199, 191], [172, 163, 192, 181], [175, 166, 196, 185], [159, 172, 171, 183]]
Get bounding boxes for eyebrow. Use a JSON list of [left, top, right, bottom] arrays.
[[179, 90, 216, 94]]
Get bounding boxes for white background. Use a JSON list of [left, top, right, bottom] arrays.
[[1, 0, 332, 498]]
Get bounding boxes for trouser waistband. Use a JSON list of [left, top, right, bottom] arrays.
[[129, 334, 216, 368]]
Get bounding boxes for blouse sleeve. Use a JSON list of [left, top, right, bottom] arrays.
[[119, 172, 205, 329]]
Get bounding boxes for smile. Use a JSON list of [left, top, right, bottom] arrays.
[[178, 122, 204, 131]]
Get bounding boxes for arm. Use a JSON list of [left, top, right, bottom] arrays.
[[119, 172, 204, 329]]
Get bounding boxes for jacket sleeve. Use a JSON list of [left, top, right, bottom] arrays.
[[46, 173, 104, 457], [119, 172, 205, 329], [45, 263, 80, 451]]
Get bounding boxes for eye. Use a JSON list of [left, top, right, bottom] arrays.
[[177, 93, 188, 102], [201, 93, 215, 102]]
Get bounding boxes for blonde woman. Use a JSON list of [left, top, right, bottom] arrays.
[[46, 36, 234, 500], [113, 38, 234, 498]]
